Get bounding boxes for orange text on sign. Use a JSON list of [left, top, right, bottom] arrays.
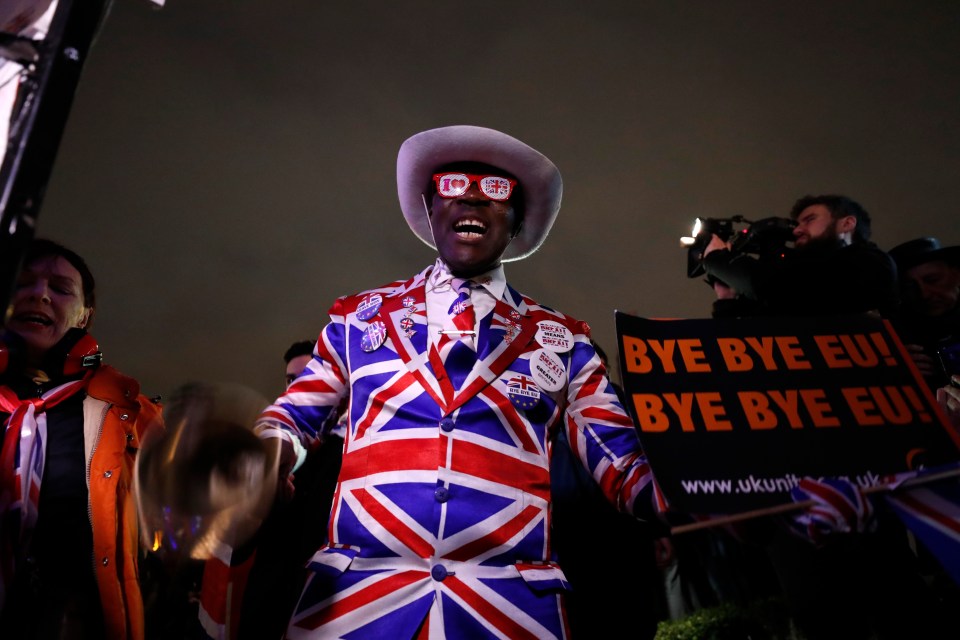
[[716, 336, 811, 371], [622, 337, 711, 374]]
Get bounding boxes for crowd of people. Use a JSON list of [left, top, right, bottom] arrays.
[[700, 194, 960, 638], [0, 124, 958, 639]]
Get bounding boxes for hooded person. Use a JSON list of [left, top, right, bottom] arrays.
[[248, 125, 665, 639]]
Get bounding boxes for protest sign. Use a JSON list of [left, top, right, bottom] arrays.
[[615, 312, 960, 515]]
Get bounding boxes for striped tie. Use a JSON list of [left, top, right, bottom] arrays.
[[448, 279, 476, 340], [444, 279, 477, 388]]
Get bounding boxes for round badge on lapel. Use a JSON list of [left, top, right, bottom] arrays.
[[535, 320, 574, 353], [356, 293, 383, 321], [361, 321, 388, 352], [531, 348, 566, 392], [505, 374, 541, 409]]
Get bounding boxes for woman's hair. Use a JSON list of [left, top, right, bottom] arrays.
[[25, 238, 97, 309]]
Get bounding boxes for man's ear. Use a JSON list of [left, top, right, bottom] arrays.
[[837, 215, 857, 235]]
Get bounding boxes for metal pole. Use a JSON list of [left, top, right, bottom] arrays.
[[0, 0, 112, 318]]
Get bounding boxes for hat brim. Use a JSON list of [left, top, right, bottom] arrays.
[[397, 125, 562, 262], [895, 245, 960, 270]]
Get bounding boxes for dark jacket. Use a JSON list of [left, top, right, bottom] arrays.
[[703, 240, 898, 318]]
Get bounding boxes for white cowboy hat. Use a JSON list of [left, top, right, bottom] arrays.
[[396, 125, 563, 262]]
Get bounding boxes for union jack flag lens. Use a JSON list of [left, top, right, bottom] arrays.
[[433, 172, 515, 201]]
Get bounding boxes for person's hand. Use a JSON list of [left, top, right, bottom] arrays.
[[937, 376, 960, 428], [703, 233, 730, 258], [653, 536, 675, 569], [789, 477, 875, 546], [905, 343, 938, 378], [712, 280, 738, 300]]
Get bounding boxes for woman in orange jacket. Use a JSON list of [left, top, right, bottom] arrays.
[[0, 238, 163, 640]]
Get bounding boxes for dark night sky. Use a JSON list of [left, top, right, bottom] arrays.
[[31, 0, 960, 401]]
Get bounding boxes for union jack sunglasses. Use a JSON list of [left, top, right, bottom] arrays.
[[432, 172, 517, 201]]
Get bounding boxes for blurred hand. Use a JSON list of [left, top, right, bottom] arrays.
[[937, 376, 960, 428], [905, 343, 938, 378], [789, 477, 875, 546], [134, 381, 275, 560]]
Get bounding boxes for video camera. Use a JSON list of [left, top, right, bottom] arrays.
[[680, 215, 797, 278]]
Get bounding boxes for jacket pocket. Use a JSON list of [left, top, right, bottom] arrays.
[[306, 544, 360, 577], [515, 561, 571, 593]]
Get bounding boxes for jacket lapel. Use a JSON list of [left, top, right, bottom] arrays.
[[380, 271, 447, 408]]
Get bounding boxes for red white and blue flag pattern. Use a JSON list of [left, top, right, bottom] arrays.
[[253, 264, 659, 639], [884, 471, 960, 586]]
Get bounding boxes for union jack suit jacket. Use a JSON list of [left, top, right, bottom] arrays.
[[257, 264, 659, 639]]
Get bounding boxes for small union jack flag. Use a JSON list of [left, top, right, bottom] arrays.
[[885, 469, 960, 586], [508, 375, 536, 391], [506, 375, 540, 409]]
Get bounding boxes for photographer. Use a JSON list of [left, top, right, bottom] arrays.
[[697, 196, 949, 639], [702, 194, 898, 318]]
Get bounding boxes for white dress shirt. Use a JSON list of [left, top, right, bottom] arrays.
[[425, 257, 507, 351]]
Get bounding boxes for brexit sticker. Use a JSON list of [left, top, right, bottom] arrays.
[[356, 293, 383, 321], [361, 321, 388, 352], [506, 374, 541, 409], [535, 321, 573, 353], [531, 348, 566, 391]]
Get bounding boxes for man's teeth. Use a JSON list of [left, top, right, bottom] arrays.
[[455, 219, 486, 236]]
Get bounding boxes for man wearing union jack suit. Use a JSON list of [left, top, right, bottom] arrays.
[[255, 125, 665, 639]]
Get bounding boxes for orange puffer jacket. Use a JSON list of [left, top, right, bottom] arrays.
[[84, 365, 164, 640]]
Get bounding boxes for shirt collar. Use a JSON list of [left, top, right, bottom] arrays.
[[428, 258, 507, 301]]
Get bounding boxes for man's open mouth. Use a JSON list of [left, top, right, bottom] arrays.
[[454, 218, 487, 238]]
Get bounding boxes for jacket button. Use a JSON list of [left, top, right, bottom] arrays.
[[431, 564, 449, 581], [126, 433, 134, 442], [440, 418, 454, 432], [102, 557, 109, 566], [103, 470, 113, 478], [434, 487, 450, 503], [120, 413, 129, 421]]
